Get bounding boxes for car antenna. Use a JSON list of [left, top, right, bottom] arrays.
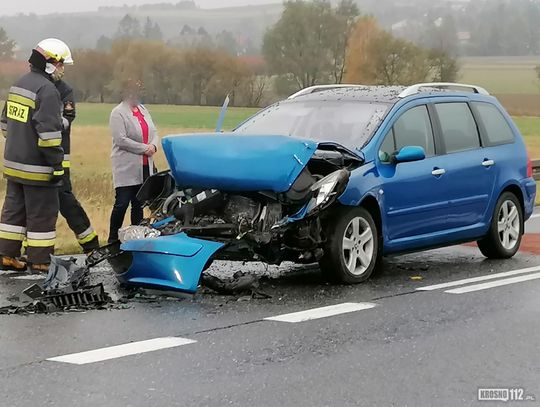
[[215, 94, 230, 133]]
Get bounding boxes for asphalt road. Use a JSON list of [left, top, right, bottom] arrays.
[[1, 211, 540, 406]]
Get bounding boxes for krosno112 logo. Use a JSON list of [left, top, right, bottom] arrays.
[[478, 388, 535, 402]]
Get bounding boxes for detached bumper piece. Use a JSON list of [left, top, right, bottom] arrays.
[[117, 233, 225, 293]]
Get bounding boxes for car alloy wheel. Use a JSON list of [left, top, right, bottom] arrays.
[[497, 200, 520, 250], [477, 192, 523, 259], [342, 216, 375, 276]]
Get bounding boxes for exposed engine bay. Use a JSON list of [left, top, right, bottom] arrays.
[[87, 135, 364, 293], [131, 145, 360, 265]]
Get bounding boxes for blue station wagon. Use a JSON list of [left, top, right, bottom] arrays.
[[106, 83, 537, 292]]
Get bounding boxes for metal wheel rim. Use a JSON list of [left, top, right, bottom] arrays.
[[342, 216, 375, 276], [497, 200, 520, 250]]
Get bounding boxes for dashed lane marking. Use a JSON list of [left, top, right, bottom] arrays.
[[264, 302, 376, 323], [47, 337, 197, 365], [11, 274, 45, 280], [416, 266, 540, 291], [445, 272, 540, 294], [0, 270, 19, 276]]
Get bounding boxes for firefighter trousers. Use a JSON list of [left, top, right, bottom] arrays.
[[59, 170, 99, 253], [0, 181, 59, 264]]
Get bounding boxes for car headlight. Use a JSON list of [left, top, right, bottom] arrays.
[[118, 225, 161, 243], [304, 170, 345, 214]]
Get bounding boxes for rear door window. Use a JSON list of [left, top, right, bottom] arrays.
[[434, 103, 481, 153], [472, 102, 515, 145], [378, 105, 435, 163]]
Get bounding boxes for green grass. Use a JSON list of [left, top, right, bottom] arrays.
[[514, 116, 540, 159], [514, 116, 540, 138], [460, 56, 540, 95], [77, 103, 259, 131]]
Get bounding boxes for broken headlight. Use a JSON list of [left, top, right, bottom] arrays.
[[118, 225, 161, 243], [304, 169, 349, 215]]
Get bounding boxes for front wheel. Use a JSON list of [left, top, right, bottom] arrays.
[[477, 192, 523, 259], [319, 207, 380, 284]]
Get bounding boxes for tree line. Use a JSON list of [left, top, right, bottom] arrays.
[[68, 42, 267, 107], [0, 0, 464, 107], [264, 1, 459, 97], [69, 1, 460, 106]]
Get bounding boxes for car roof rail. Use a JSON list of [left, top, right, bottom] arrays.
[[398, 82, 490, 98], [288, 84, 365, 99]]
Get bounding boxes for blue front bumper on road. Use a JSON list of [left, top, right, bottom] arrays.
[[117, 233, 225, 293]]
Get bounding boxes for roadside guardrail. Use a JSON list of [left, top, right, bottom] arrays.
[[533, 160, 540, 181]]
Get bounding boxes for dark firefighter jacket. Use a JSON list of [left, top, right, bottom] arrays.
[[1, 67, 64, 186]]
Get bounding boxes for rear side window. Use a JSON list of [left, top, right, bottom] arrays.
[[472, 102, 515, 145], [378, 105, 435, 162], [435, 103, 480, 154]]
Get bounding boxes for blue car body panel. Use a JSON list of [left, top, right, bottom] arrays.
[[118, 233, 225, 293], [117, 89, 536, 292], [162, 133, 318, 193], [338, 92, 536, 255]]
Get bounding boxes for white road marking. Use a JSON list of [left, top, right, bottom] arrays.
[[11, 274, 45, 280], [264, 302, 376, 323], [445, 272, 540, 294], [416, 265, 540, 291], [47, 337, 197, 365], [0, 270, 19, 276], [530, 214, 540, 219]]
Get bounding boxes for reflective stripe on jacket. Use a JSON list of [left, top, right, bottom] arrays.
[[1, 68, 64, 186]]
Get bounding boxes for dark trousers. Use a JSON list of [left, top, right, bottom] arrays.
[[59, 170, 99, 253], [0, 181, 59, 264], [108, 166, 149, 243]]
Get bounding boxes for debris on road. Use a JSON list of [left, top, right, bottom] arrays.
[[201, 271, 272, 299], [0, 256, 113, 315]]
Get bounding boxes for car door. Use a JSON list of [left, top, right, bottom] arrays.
[[377, 104, 449, 242], [431, 101, 494, 230]]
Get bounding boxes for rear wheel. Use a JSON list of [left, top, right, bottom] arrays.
[[477, 192, 523, 259], [319, 207, 380, 284]]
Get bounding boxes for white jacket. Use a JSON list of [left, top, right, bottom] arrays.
[[109, 102, 159, 188]]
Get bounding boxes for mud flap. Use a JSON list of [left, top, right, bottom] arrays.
[[118, 233, 225, 293]]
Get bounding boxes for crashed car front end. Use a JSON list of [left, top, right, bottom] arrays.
[[107, 133, 362, 293]]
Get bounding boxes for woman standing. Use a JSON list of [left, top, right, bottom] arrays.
[[108, 80, 159, 243]]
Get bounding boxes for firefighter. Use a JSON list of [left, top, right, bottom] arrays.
[[55, 79, 99, 253], [0, 38, 72, 273]]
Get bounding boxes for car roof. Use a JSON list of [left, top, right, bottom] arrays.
[[287, 84, 492, 105]]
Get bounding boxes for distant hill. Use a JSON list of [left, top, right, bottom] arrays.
[[2, 0, 537, 58], [0, 2, 283, 54]]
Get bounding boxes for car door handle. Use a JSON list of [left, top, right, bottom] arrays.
[[482, 159, 495, 167], [432, 168, 446, 176]]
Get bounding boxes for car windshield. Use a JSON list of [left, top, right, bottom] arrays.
[[233, 100, 390, 149]]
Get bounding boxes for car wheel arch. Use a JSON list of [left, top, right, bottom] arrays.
[[359, 195, 382, 237], [499, 183, 525, 216], [328, 194, 382, 237]]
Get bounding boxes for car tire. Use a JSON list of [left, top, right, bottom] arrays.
[[319, 206, 380, 284], [477, 192, 523, 259]]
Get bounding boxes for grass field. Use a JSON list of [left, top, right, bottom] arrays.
[[460, 57, 540, 116], [77, 103, 259, 129], [460, 56, 540, 95], [0, 103, 539, 255]]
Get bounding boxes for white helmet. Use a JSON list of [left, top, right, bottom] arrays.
[[36, 38, 74, 65]]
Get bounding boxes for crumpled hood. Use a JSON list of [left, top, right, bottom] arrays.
[[162, 133, 318, 193]]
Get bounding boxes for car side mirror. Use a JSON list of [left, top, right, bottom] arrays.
[[392, 146, 426, 164]]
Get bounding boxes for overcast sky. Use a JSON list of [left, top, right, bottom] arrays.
[[0, 0, 282, 16]]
